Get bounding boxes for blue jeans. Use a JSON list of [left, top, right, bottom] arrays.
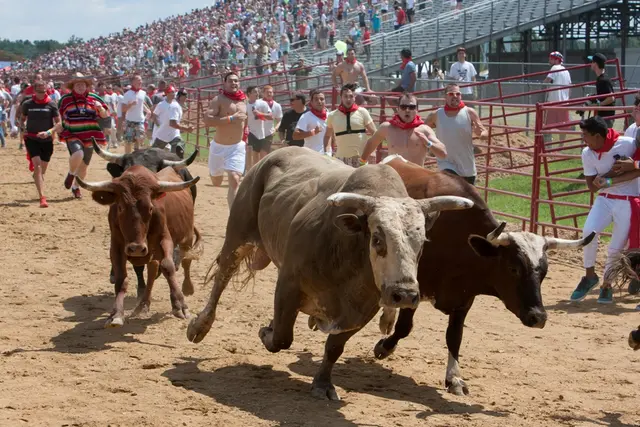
[[0, 125, 5, 147]]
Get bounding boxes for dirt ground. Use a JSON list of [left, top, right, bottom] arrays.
[[0, 140, 638, 427]]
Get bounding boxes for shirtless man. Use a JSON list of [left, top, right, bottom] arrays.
[[332, 47, 375, 106], [359, 92, 447, 166], [205, 72, 248, 208]]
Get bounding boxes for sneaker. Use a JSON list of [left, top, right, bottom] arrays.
[[39, 196, 48, 208], [628, 279, 640, 295], [570, 276, 599, 301], [597, 287, 613, 304], [72, 188, 82, 199], [64, 173, 75, 189]]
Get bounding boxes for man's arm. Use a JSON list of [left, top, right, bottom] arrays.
[[584, 175, 601, 192], [170, 119, 194, 132], [323, 125, 335, 152], [467, 107, 488, 140], [204, 97, 236, 127], [360, 65, 371, 91], [408, 70, 416, 91], [595, 169, 640, 188], [360, 124, 388, 162], [420, 126, 447, 159], [331, 64, 341, 87], [425, 111, 437, 128]]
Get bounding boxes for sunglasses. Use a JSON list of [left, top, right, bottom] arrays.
[[399, 104, 417, 111]]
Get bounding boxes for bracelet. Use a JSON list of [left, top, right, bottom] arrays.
[[426, 139, 433, 148], [605, 178, 613, 187], [228, 116, 233, 123], [634, 160, 640, 170], [46, 130, 52, 136]]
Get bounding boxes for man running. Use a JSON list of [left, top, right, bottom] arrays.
[[425, 83, 488, 184], [19, 80, 60, 207], [360, 91, 447, 166], [278, 91, 307, 146], [205, 72, 248, 208], [245, 86, 273, 170], [324, 83, 376, 167], [332, 47, 373, 105], [293, 89, 329, 154], [151, 86, 194, 158], [121, 75, 148, 153], [261, 85, 283, 147]]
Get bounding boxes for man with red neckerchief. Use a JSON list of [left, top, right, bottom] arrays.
[[360, 92, 447, 166], [331, 48, 373, 106], [204, 71, 248, 208], [324, 83, 377, 167], [425, 83, 488, 185], [293, 89, 329, 155]]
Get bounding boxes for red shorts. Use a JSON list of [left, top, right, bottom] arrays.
[[545, 109, 572, 129]]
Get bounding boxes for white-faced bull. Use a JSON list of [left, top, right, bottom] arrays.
[[186, 147, 474, 401], [375, 156, 595, 395]]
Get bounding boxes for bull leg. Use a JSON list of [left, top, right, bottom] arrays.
[[259, 275, 300, 353], [311, 329, 360, 401], [374, 308, 415, 359], [181, 258, 194, 296], [158, 237, 190, 320], [379, 307, 397, 335], [134, 265, 146, 299], [187, 244, 253, 343], [130, 261, 159, 318], [445, 306, 472, 396], [106, 248, 128, 328]]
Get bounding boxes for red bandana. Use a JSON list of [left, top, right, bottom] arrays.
[[444, 101, 466, 113], [106, 90, 114, 95], [265, 99, 274, 108], [389, 114, 424, 130], [346, 57, 356, 65], [221, 89, 246, 101], [310, 108, 327, 121], [338, 103, 359, 115], [32, 94, 51, 105], [400, 57, 412, 70], [593, 128, 619, 160]]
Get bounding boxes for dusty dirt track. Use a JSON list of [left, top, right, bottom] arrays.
[[0, 141, 638, 427]]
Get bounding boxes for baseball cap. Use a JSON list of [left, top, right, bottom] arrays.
[[549, 51, 564, 62], [456, 47, 466, 53], [587, 53, 607, 68], [165, 85, 176, 93]]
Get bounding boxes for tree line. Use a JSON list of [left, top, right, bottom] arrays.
[[0, 35, 85, 62]]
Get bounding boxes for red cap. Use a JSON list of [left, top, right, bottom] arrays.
[[165, 85, 176, 93]]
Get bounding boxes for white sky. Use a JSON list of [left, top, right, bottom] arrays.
[[0, 0, 211, 42]]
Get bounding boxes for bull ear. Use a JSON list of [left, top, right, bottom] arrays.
[[92, 191, 117, 205], [468, 234, 500, 257], [334, 213, 365, 235], [424, 211, 441, 232], [107, 163, 125, 178]]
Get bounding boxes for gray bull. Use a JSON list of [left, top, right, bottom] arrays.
[[186, 147, 474, 400]]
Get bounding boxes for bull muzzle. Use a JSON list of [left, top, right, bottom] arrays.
[[125, 243, 148, 257], [520, 307, 547, 329], [380, 282, 420, 309]]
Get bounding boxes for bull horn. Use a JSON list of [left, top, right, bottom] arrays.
[[157, 176, 201, 193], [75, 176, 116, 193], [161, 148, 199, 169], [485, 222, 511, 247], [545, 231, 596, 250], [327, 192, 376, 214], [419, 196, 474, 214], [487, 222, 507, 241], [93, 137, 124, 163]]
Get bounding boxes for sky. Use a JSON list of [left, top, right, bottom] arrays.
[[0, 0, 211, 42]]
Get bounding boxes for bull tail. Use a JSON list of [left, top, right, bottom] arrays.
[[183, 226, 204, 261], [603, 249, 640, 289], [204, 244, 258, 292]]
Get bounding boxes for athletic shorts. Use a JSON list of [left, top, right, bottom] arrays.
[[443, 168, 476, 185], [67, 139, 96, 165], [124, 121, 145, 143], [208, 140, 246, 177], [247, 133, 273, 153], [152, 137, 186, 159], [98, 116, 112, 129], [25, 137, 54, 162]]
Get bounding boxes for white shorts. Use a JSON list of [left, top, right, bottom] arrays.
[[208, 140, 246, 177]]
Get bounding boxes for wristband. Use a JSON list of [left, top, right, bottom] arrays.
[[634, 160, 640, 170], [228, 116, 233, 123], [426, 139, 433, 148], [46, 130, 52, 136], [605, 178, 613, 188]]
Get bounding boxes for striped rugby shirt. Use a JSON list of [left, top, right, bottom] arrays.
[[58, 92, 109, 145]]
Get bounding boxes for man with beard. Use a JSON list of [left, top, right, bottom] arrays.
[[359, 91, 447, 166]]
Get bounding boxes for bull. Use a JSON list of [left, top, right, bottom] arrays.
[[92, 139, 199, 297], [77, 165, 202, 327], [186, 147, 474, 400], [374, 155, 595, 395]]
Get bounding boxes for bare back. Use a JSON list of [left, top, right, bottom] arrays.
[[208, 94, 247, 145], [385, 123, 431, 166]]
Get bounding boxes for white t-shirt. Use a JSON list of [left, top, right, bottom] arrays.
[[264, 100, 283, 136], [624, 123, 638, 139], [247, 99, 271, 140], [116, 94, 125, 118], [295, 110, 329, 154], [154, 100, 182, 142], [582, 136, 638, 196], [449, 61, 477, 95], [122, 89, 147, 122], [546, 65, 571, 102]]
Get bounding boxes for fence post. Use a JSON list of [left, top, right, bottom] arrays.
[[382, 33, 386, 71], [490, 1, 494, 40], [196, 89, 201, 150], [435, 17, 440, 57], [409, 26, 413, 54], [463, 11, 467, 45], [530, 102, 543, 233], [517, 0, 521, 28]]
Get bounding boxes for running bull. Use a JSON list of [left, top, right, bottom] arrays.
[[186, 147, 474, 400], [77, 165, 202, 327], [374, 155, 595, 395]]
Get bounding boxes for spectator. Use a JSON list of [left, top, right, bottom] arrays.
[[543, 51, 572, 144], [448, 47, 477, 101], [390, 48, 416, 98], [586, 52, 616, 128]]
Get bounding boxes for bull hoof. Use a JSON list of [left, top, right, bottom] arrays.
[[446, 377, 470, 396], [258, 325, 279, 353], [379, 308, 397, 335], [105, 315, 124, 328], [630, 329, 640, 350], [182, 280, 195, 297], [308, 316, 318, 331], [129, 301, 150, 318], [310, 381, 340, 401], [186, 314, 213, 343], [373, 338, 395, 360], [136, 286, 146, 300], [172, 306, 191, 320]]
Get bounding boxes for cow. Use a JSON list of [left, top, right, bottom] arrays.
[[76, 165, 202, 327], [92, 139, 199, 297], [186, 147, 474, 401], [372, 155, 595, 395]]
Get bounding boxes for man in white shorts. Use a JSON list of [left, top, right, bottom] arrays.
[[204, 72, 248, 208]]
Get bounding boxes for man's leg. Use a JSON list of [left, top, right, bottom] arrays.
[[208, 142, 224, 187], [226, 170, 241, 208], [71, 144, 94, 198], [31, 156, 44, 197], [599, 199, 632, 303], [124, 122, 133, 154], [66, 141, 85, 189]]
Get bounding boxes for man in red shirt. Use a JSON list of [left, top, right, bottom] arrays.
[[189, 56, 202, 77], [394, 3, 406, 30], [363, 26, 371, 62]]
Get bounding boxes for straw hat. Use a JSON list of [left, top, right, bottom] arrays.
[[65, 72, 94, 90]]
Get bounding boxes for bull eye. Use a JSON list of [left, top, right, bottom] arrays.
[[372, 236, 382, 247], [509, 266, 520, 277]]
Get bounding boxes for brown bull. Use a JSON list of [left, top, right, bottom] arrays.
[[77, 165, 202, 327]]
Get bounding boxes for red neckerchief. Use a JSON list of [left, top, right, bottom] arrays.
[[338, 103, 359, 114], [32, 94, 51, 105], [148, 89, 156, 97], [388, 114, 424, 129], [593, 128, 619, 160], [220, 89, 246, 101], [106, 90, 114, 95], [265, 99, 274, 108], [400, 57, 412, 70], [444, 101, 466, 113], [345, 57, 356, 65], [310, 108, 327, 121]]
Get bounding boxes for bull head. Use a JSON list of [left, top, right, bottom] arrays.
[[327, 192, 473, 310], [76, 176, 200, 194], [93, 137, 199, 171]]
